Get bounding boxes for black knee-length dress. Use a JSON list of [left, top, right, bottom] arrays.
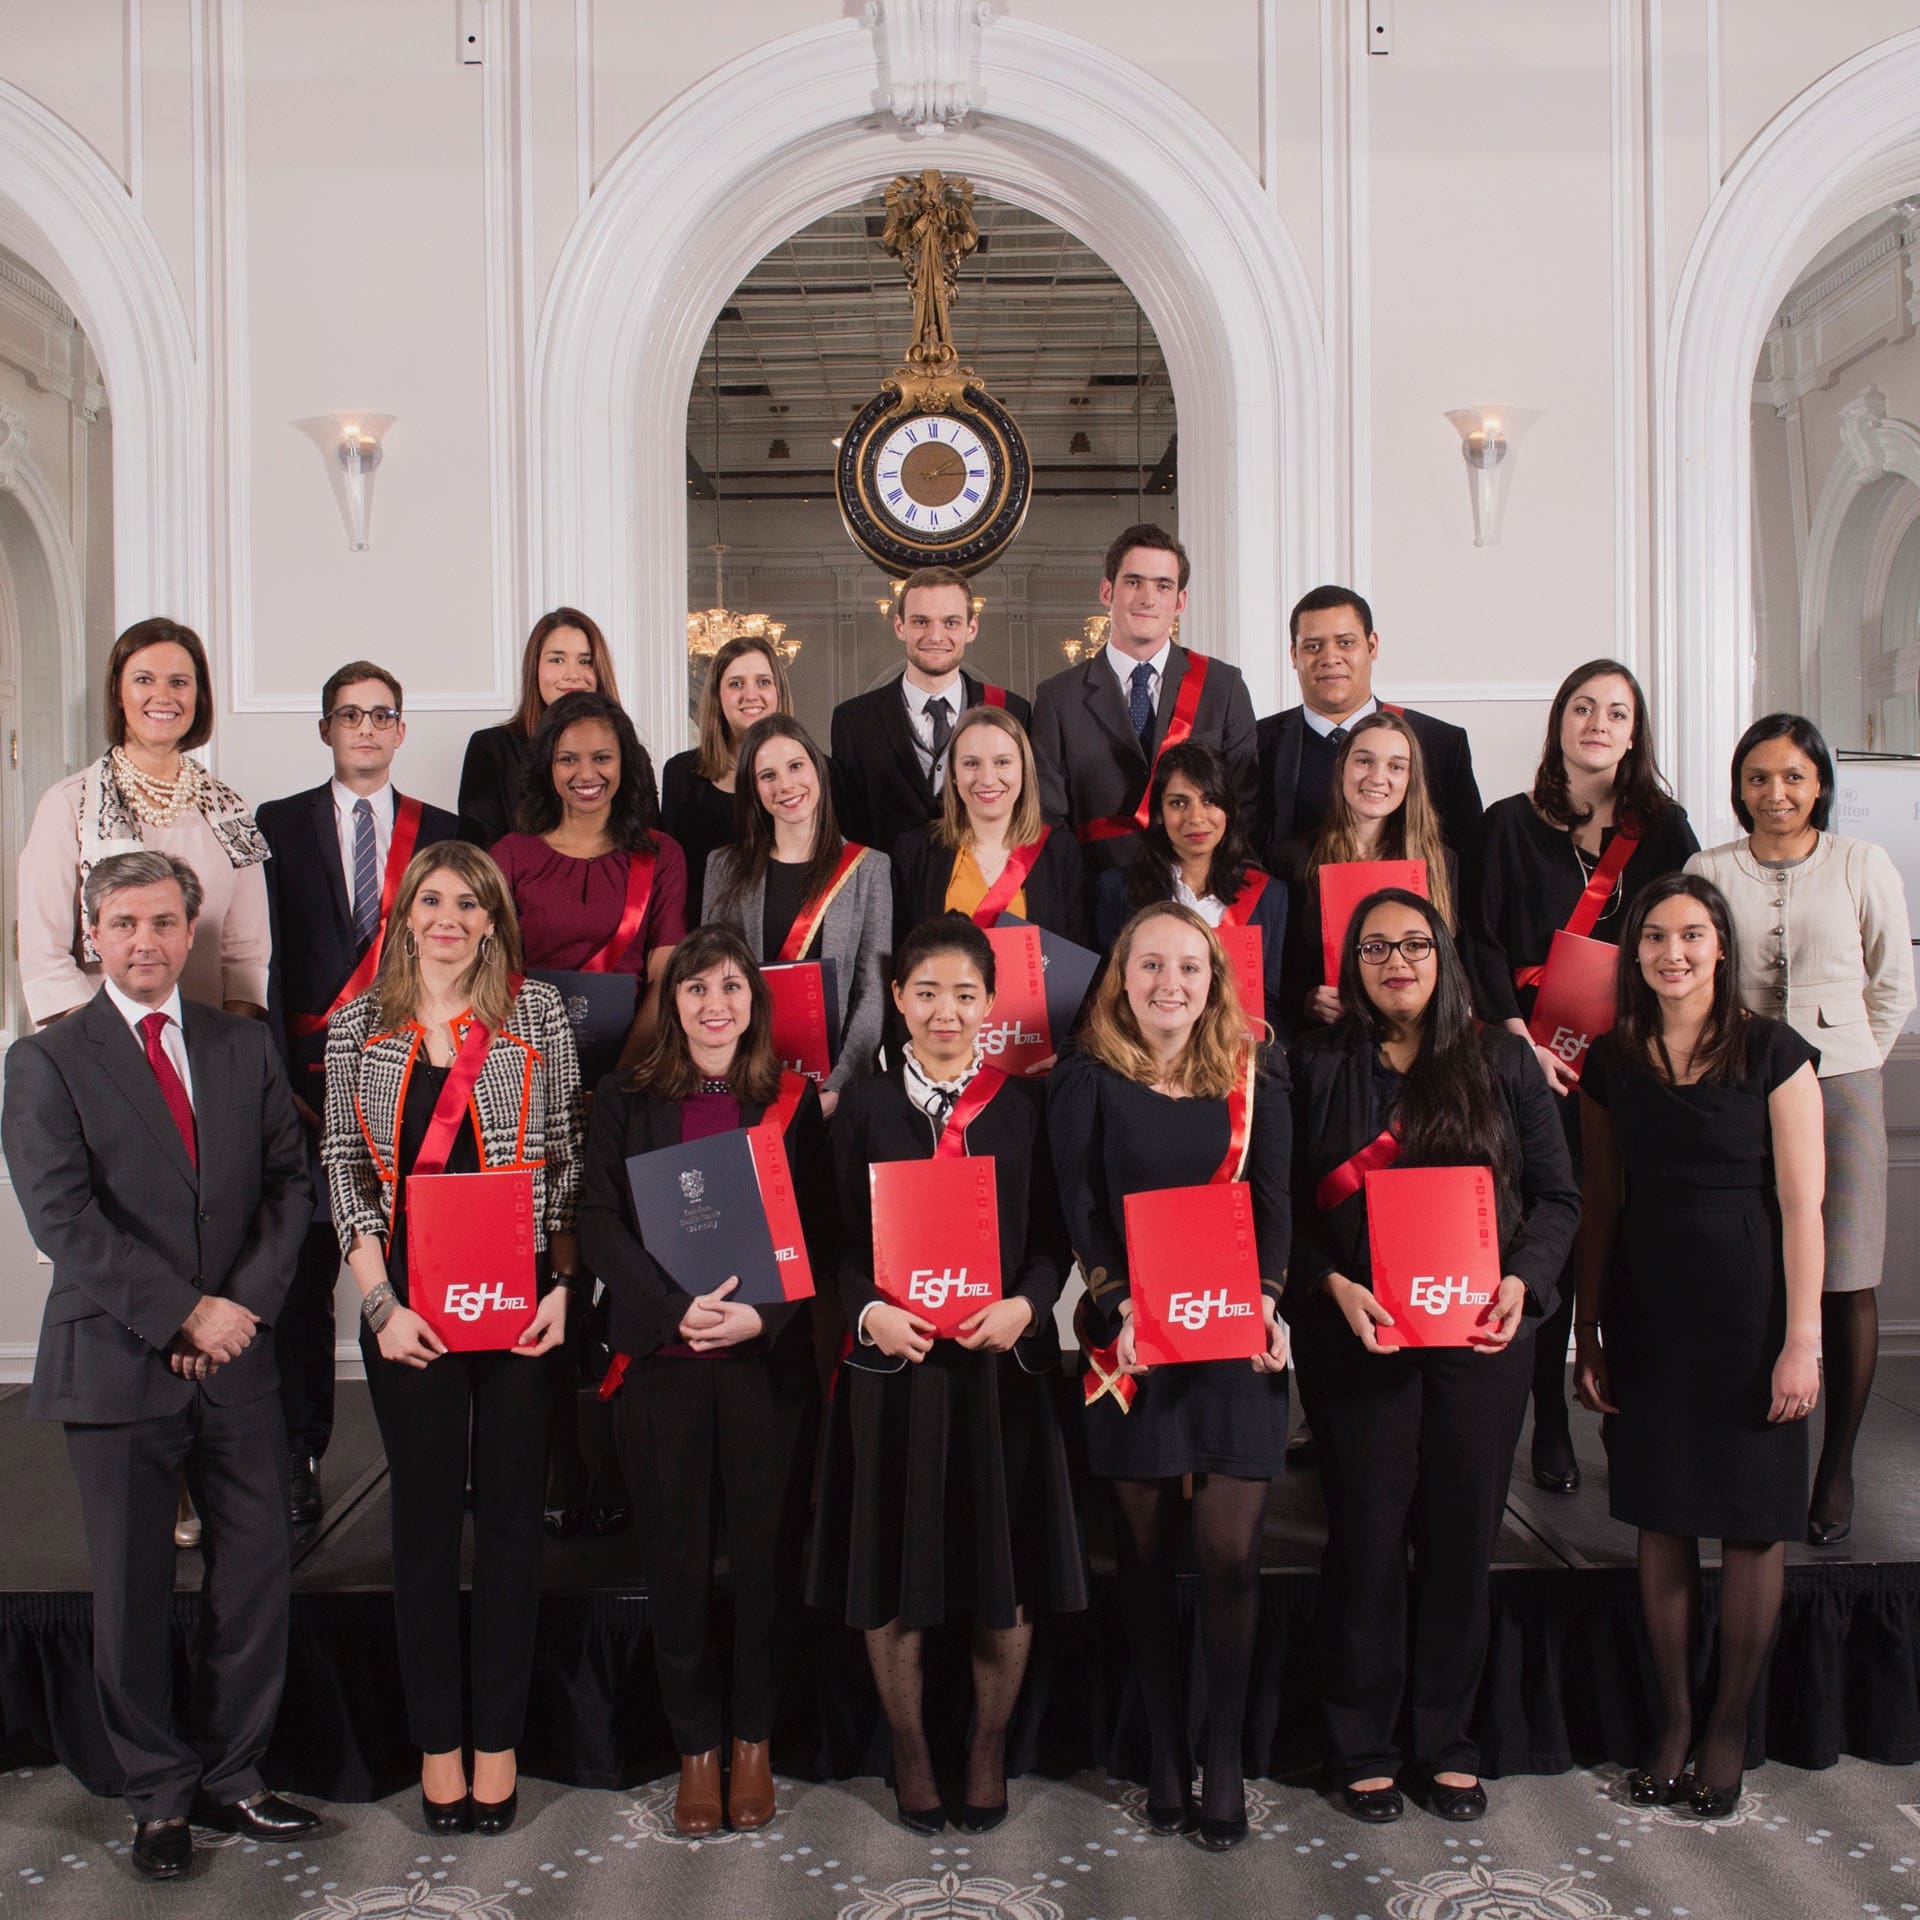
[[1583, 1018, 1816, 1542]]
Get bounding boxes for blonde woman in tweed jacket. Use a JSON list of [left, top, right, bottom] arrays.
[[323, 840, 583, 1836]]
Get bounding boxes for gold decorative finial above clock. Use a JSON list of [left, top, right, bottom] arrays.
[[835, 171, 1032, 576]]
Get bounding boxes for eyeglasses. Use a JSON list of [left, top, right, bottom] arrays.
[[1356, 935, 1435, 965], [327, 705, 401, 731]]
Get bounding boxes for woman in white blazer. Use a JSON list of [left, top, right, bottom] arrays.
[[1686, 713, 1916, 1546]]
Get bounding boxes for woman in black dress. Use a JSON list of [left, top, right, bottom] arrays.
[[458, 608, 648, 847], [1288, 888, 1578, 1824], [1050, 902, 1290, 1850], [809, 914, 1085, 1834], [1472, 658, 1698, 1495], [1093, 743, 1287, 1038], [575, 925, 829, 1836], [662, 636, 790, 924], [889, 706, 1088, 947], [1574, 874, 1823, 1818]]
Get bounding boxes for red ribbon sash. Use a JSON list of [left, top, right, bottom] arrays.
[[411, 1010, 495, 1179], [1076, 651, 1213, 845], [1217, 867, 1269, 928], [292, 795, 424, 1037], [1211, 1048, 1257, 1184], [1511, 830, 1640, 991], [1315, 1125, 1402, 1214], [981, 683, 1008, 711], [581, 849, 656, 976], [933, 1065, 1005, 1155], [969, 829, 1050, 929], [776, 843, 867, 963]]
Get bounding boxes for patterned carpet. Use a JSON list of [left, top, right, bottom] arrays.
[[0, 1758, 1910, 1918]]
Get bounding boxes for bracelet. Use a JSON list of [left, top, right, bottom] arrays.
[[361, 1281, 398, 1333], [549, 1271, 582, 1290]]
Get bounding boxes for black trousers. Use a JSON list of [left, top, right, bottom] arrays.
[[1296, 1304, 1533, 1784], [362, 1330, 558, 1752], [64, 1390, 292, 1821], [276, 1221, 341, 1461], [613, 1346, 816, 1756]]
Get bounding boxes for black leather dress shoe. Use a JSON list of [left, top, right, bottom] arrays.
[[189, 1790, 320, 1838], [289, 1457, 322, 1527], [1626, 1769, 1688, 1807], [1427, 1778, 1488, 1822], [1191, 1813, 1249, 1851], [1339, 1784, 1404, 1824], [131, 1818, 192, 1879], [1688, 1775, 1743, 1820], [422, 1791, 471, 1835], [956, 1800, 1008, 1833], [472, 1789, 518, 1836]]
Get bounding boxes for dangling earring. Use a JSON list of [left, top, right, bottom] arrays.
[[479, 932, 495, 961], [403, 929, 418, 959]]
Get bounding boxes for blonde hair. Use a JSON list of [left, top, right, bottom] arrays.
[[1306, 711, 1455, 928], [933, 706, 1044, 852], [375, 843, 526, 1035], [1078, 901, 1251, 1099], [693, 636, 792, 783]]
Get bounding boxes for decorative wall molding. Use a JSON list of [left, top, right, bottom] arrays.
[[1756, 217, 1914, 413], [863, 0, 992, 137], [1660, 27, 1920, 843], [0, 253, 72, 324], [1608, 0, 1648, 670], [532, 15, 1329, 760], [0, 405, 25, 491], [0, 432, 88, 772]]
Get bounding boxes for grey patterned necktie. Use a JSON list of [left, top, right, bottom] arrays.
[[351, 797, 380, 949]]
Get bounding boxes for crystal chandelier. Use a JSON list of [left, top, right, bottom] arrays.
[[1060, 610, 1178, 662]]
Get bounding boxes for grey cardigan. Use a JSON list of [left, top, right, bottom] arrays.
[[705, 843, 893, 1096]]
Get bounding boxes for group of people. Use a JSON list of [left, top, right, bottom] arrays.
[[2, 520, 1909, 1880]]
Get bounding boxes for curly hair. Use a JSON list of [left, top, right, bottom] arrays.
[[515, 691, 659, 850]]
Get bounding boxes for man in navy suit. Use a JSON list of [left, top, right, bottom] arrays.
[[829, 565, 1032, 855], [1257, 585, 1484, 869], [2, 851, 316, 1877], [255, 661, 458, 1524]]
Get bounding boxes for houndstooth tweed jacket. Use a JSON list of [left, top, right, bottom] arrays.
[[321, 976, 584, 1253]]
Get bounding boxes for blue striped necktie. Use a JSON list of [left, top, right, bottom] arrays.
[[351, 797, 379, 948]]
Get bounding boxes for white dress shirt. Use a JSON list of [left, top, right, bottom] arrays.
[[1105, 639, 1173, 721], [101, 975, 194, 1106], [331, 778, 395, 909], [1172, 872, 1227, 927], [1302, 695, 1378, 739], [901, 672, 965, 791]]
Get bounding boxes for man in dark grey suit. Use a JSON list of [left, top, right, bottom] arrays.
[[2, 851, 318, 1879], [1030, 523, 1260, 896]]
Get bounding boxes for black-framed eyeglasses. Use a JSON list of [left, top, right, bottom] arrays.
[[1356, 935, 1435, 966], [327, 704, 401, 731]]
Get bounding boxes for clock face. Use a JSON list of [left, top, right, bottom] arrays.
[[836, 385, 1032, 575]]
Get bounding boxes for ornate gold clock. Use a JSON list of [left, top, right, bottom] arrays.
[[836, 170, 1032, 576]]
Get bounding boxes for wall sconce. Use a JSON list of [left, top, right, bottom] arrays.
[[294, 412, 395, 551], [1442, 406, 1541, 547]]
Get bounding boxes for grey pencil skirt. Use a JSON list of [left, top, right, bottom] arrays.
[[1822, 1067, 1888, 1294]]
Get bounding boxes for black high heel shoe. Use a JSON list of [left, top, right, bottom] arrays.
[[1145, 1794, 1198, 1836], [472, 1789, 518, 1835], [1625, 1769, 1690, 1807], [893, 1792, 946, 1835], [1191, 1813, 1249, 1851], [421, 1790, 471, 1834], [1689, 1775, 1742, 1820], [543, 1505, 584, 1539], [1807, 1514, 1853, 1546]]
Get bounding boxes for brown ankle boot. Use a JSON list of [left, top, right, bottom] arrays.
[[674, 1749, 723, 1835], [728, 1737, 775, 1830]]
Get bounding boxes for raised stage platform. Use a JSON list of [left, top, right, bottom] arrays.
[[4, 1361, 1919, 1803]]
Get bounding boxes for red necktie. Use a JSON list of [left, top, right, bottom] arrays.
[[139, 1010, 198, 1169]]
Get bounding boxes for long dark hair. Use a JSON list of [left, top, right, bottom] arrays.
[[1730, 712, 1835, 832], [1610, 872, 1750, 1086], [1531, 657, 1676, 834], [511, 607, 622, 736], [718, 715, 848, 913], [626, 925, 783, 1103], [1335, 887, 1515, 1207], [515, 690, 659, 850], [1127, 741, 1259, 913]]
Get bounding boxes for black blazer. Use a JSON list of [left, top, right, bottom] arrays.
[[1256, 703, 1483, 874], [1283, 1018, 1579, 1323], [887, 822, 1090, 951], [257, 784, 460, 1083], [576, 1072, 831, 1362], [1030, 646, 1259, 874], [830, 1064, 1065, 1375], [829, 670, 1033, 857], [3, 992, 311, 1423]]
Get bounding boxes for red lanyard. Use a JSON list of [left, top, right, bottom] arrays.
[[1210, 1048, 1257, 1182], [1314, 1125, 1402, 1214], [1076, 652, 1213, 845], [969, 830, 1049, 929], [775, 844, 867, 962], [292, 795, 423, 1037]]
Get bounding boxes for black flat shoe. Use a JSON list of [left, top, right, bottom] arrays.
[[1808, 1515, 1853, 1546], [1339, 1784, 1403, 1824], [894, 1793, 946, 1835], [1427, 1779, 1488, 1822], [472, 1790, 518, 1835], [957, 1800, 1007, 1833], [189, 1790, 319, 1838], [543, 1506, 583, 1540], [422, 1791, 471, 1834], [131, 1818, 191, 1879], [1191, 1814, 1248, 1851], [1689, 1776, 1742, 1820], [289, 1456, 322, 1527], [1625, 1770, 1688, 1807]]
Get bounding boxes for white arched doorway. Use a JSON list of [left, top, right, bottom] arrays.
[[533, 14, 1328, 758], [1663, 28, 1920, 838]]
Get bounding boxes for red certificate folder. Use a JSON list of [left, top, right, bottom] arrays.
[[764, 960, 839, 1084], [405, 1168, 539, 1351], [1525, 930, 1618, 1084], [1364, 1163, 1501, 1350], [981, 924, 1056, 1078], [870, 1157, 1002, 1338], [1220, 923, 1265, 1027], [1319, 858, 1429, 985], [1123, 1183, 1267, 1365]]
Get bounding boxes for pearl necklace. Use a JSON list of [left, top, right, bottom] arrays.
[[111, 747, 201, 828]]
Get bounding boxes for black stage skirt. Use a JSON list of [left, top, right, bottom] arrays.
[[1083, 1353, 1290, 1482]]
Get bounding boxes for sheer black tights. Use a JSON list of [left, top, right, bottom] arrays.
[[1638, 1531, 1783, 1791], [1110, 1474, 1269, 1822], [863, 1615, 1033, 1811], [1813, 1289, 1878, 1528]]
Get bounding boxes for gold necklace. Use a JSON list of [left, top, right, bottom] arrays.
[[111, 747, 200, 827]]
